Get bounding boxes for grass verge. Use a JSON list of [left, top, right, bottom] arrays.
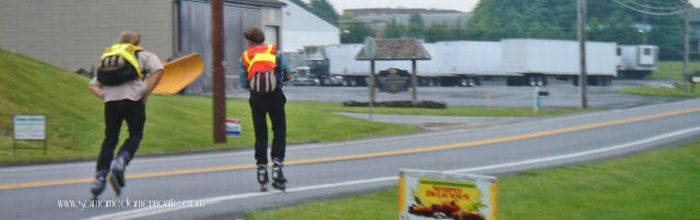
[[619, 87, 700, 98], [318, 105, 586, 117], [651, 61, 700, 81], [246, 140, 700, 220]]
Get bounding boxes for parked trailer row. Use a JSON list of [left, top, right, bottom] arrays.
[[286, 39, 658, 87]]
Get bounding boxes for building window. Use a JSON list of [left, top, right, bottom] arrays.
[[643, 48, 652, 55]]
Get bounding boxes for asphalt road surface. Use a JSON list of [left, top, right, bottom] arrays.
[[2, 99, 700, 219]]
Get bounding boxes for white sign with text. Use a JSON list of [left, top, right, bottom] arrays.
[[13, 115, 46, 140]]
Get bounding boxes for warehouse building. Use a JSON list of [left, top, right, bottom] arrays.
[[0, 0, 285, 94], [280, 0, 340, 52]]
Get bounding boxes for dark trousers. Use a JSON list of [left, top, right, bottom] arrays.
[[96, 100, 145, 172], [249, 89, 287, 165]]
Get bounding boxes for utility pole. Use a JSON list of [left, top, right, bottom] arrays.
[[683, 0, 690, 93], [578, 0, 588, 108], [211, 0, 226, 143]]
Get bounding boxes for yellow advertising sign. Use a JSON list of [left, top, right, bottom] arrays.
[[399, 169, 497, 220]]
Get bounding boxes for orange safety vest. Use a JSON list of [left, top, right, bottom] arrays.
[[242, 44, 277, 80]]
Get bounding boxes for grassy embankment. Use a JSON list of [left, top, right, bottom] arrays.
[[0, 49, 584, 164], [0, 49, 416, 164], [247, 139, 700, 220], [620, 61, 700, 97]]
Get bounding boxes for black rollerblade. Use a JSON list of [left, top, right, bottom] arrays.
[[90, 170, 108, 200], [257, 164, 269, 192], [271, 159, 287, 192], [108, 152, 129, 197]]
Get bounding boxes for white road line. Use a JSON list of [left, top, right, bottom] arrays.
[[88, 125, 700, 220]]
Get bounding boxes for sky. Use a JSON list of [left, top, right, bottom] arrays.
[[303, 0, 700, 13]]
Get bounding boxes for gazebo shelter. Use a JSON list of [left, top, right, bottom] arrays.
[[356, 38, 431, 104]]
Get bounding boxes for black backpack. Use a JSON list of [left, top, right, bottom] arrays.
[[96, 44, 142, 86]]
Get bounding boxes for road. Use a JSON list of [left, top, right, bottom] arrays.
[[2, 99, 700, 219]]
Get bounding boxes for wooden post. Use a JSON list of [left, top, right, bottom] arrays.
[[683, 0, 690, 92], [369, 60, 375, 121], [411, 59, 417, 105], [211, 0, 226, 143], [578, 0, 588, 109]]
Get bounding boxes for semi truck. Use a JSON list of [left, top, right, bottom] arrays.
[[287, 39, 655, 87], [321, 41, 501, 87]]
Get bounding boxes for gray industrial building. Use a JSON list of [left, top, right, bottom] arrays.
[[341, 8, 471, 36], [0, 0, 285, 94]]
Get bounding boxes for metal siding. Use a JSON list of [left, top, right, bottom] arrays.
[[179, 0, 262, 94], [0, 0, 174, 72]]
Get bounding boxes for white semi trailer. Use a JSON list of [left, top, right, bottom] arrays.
[[298, 39, 638, 87], [616, 45, 659, 79], [501, 39, 618, 86], [323, 41, 502, 87]]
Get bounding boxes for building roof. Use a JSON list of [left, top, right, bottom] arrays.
[[356, 38, 431, 60]]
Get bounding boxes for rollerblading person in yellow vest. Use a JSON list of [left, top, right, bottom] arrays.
[[88, 31, 163, 199]]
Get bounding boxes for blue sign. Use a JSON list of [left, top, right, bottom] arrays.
[[225, 119, 241, 137]]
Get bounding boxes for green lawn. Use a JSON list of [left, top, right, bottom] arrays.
[[246, 140, 700, 220], [619, 86, 700, 98], [619, 61, 700, 98], [650, 61, 700, 81], [323, 105, 586, 117]]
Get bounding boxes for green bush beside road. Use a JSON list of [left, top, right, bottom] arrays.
[[247, 139, 700, 220]]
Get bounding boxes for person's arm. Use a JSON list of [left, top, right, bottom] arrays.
[[239, 59, 249, 89], [141, 69, 163, 103], [88, 77, 103, 99], [89, 84, 102, 99], [276, 51, 290, 81]]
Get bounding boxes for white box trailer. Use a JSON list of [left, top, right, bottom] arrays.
[[413, 41, 502, 86], [325, 41, 503, 87], [617, 45, 658, 79], [501, 39, 618, 86]]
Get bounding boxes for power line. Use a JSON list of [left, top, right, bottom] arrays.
[[613, 0, 688, 16]]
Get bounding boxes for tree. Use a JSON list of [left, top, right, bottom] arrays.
[[383, 18, 406, 38], [341, 20, 375, 43], [424, 23, 453, 43], [288, 0, 309, 10], [308, 0, 340, 26], [465, 0, 684, 59], [407, 13, 424, 38]]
